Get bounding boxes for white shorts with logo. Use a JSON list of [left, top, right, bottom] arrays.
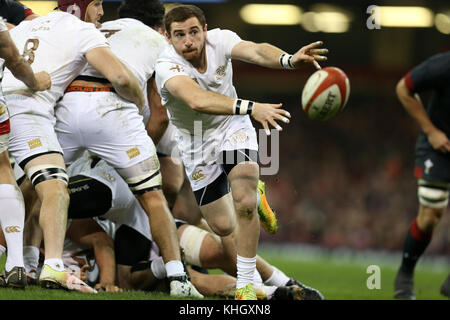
[[6, 95, 62, 166], [178, 115, 258, 191], [55, 91, 156, 169]]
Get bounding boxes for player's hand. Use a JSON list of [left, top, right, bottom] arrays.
[[428, 129, 450, 153], [291, 41, 328, 70], [30, 71, 51, 91], [251, 102, 291, 135], [95, 282, 123, 292]]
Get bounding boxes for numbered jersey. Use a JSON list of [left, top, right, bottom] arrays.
[[82, 18, 168, 91], [1, 12, 107, 112]]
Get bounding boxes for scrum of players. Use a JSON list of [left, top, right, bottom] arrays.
[[0, 0, 329, 300]]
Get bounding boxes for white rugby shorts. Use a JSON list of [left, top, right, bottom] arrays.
[[178, 116, 258, 191], [7, 95, 62, 165], [55, 91, 156, 168]]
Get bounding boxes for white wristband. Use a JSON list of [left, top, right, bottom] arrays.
[[233, 99, 254, 115], [279, 53, 295, 69]]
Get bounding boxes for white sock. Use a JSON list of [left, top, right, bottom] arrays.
[[23, 246, 40, 273], [236, 255, 256, 289], [264, 266, 290, 287], [0, 184, 25, 272], [151, 256, 167, 280], [253, 270, 264, 289], [44, 258, 65, 272], [165, 260, 185, 278], [264, 285, 278, 299], [0, 245, 6, 258]]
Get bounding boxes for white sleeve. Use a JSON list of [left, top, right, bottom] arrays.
[[76, 22, 109, 55], [155, 60, 190, 93], [219, 29, 242, 58]]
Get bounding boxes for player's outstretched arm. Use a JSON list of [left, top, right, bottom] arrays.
[[165, 75, 290, 135], [231, 40, 327, 70], [396, 78, 450, 153], [0, 30, 51, 91], [85, 46, 145, 111]]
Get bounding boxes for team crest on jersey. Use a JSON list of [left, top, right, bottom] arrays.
[[169, 64, 184, 73], [27, 138, 42, 150], [126, 147, 140, 159], [215, 65, 226, 80], [0, 105, 5, 116]]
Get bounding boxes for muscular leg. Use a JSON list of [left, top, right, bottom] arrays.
[[24, 153, 69, 264], [159, 156, 184, 209], [137, 190, 181, 264]]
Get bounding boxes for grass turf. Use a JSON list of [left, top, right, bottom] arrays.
[[0, 247, 447, 300]]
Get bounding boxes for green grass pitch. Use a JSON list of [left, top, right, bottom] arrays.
[[0, 246, 447, 300]]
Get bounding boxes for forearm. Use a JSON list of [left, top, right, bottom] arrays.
[[242, 42, 286, 69], [396, 80, 436, 135], [6, 56, 38, 89], [93, 243, 116, 285], [112, 72, 145, 110]]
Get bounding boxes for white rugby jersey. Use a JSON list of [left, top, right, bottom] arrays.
[[155, 28, 243, 137], [82, 18, 168, 92], [0, 17, 8, 122], [1, 12, 108, 112]]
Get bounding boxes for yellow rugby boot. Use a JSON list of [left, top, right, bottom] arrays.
[[235, 283, 257, 300], [257, 180, 278, 234]]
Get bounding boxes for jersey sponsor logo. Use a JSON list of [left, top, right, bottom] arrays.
[[170, 65, 184, 73], [69, 183, 90, 194], [27, 138, 42, 150], [191, 170, 205, 182], [126, 147, 141, 159], [0, 105, 5, 116], [4, 226, 20, 233]]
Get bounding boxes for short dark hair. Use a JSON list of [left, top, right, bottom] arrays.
[[164, 4, 206, 34], [117, 0, 165, 29]]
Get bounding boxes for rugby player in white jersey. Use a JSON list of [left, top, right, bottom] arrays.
[[55, 0, 202, 298], [0, 16, 50, 288], [1, 10, 145, 292], [155, 5, 328, 299]]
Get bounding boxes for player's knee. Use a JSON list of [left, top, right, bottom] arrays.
[[138, 189, 168, 209], [419, 206, 444, 232], [208, 216, 235, 236], [233, 193, 257, 219]]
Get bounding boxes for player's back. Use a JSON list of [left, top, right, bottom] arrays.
[[82, 18, 168, 90], [2, 11, 107, 109]]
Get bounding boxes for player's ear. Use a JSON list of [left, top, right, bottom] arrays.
[[164, 30, 170, 40]]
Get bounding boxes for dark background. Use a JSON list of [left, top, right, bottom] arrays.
[[77, 0, 450, 255]]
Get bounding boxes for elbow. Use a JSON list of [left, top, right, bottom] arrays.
[[395, 78, 407, 99], [112, 73, 132, 89]]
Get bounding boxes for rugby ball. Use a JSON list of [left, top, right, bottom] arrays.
[[301, 67, 350, 121]]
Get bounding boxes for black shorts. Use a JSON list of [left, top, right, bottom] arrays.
[[68, 175, 113, 219], [414, 134, 450, 183]]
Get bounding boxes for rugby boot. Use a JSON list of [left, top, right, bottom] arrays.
[[257, 180, 278, 234]]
